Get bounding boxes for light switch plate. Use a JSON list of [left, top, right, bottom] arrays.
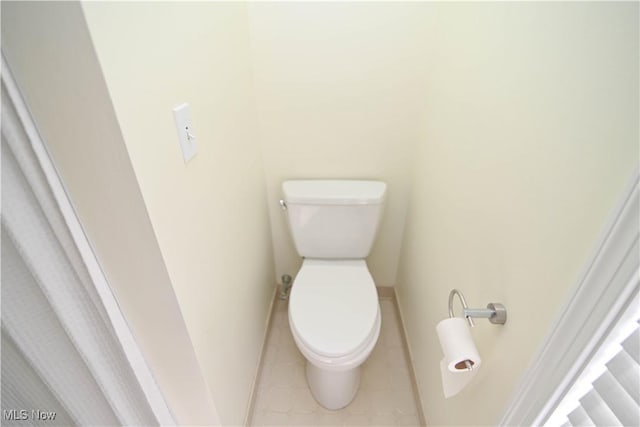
[[172, 103, 197, 163]]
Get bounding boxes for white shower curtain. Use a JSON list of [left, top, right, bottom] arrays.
[[1, 57, 175, 426]]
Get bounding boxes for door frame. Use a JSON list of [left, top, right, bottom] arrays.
[[498, 170, 639, 426]]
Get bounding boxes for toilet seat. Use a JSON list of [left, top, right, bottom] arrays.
[[289, 259, 380, 368]]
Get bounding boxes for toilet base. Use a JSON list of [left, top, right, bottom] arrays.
[[306, 361, 361, 410]]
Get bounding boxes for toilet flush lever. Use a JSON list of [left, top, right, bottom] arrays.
[[279, 200, 287, 210]]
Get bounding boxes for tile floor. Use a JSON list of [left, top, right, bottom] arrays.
[[250, 297, 423, 426]]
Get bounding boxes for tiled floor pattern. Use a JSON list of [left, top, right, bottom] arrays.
[[251, 297, 422, 426]]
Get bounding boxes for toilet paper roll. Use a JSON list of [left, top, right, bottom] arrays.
[[436, 317, 482, 398], [439, 358, 479, 398], [436, 317, 482, 372]]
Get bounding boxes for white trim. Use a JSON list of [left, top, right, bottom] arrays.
[[244, 284, 278, 427], [2, 54, 176, 426], [393, 288, 428, 427], [498, 170, 640, 426]]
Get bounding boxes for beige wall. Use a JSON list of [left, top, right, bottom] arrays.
[[81, 2, 274, 425], [248, 3, 428, 287], [1, 2, 220, 425], [396, 3, 639, 425]]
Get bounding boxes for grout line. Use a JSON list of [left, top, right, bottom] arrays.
[[244, 284, 278, 427], [393, 288, 428, 427]]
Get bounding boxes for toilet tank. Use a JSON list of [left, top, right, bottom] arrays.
[[282, 180, 386, 259]]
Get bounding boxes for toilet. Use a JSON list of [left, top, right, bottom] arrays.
[[281, 179, 386, 410]]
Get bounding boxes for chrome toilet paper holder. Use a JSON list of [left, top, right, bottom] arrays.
[[448, 288, 507, 326]]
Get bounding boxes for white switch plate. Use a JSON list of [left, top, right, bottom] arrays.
[[172, 103, 197, 163]]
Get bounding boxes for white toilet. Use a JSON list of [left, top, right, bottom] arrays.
[[281, 179, 386, 410]]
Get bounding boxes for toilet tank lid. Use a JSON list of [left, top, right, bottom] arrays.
[[282, 180, 386, 205]]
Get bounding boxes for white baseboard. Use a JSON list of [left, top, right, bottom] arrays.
[[244, 284, 278, 427], [393, 289, 428, 427]]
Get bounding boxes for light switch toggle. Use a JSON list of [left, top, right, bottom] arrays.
[[172, 103, 198, 163]]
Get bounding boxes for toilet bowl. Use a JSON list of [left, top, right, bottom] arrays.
[[281, 179, 386, 410], [288, 259, 380, 409]]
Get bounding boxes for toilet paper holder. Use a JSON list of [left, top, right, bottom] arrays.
[[448, 288, 507, 326]]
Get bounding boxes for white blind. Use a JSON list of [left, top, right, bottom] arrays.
[[546, 291, 640, 427]]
